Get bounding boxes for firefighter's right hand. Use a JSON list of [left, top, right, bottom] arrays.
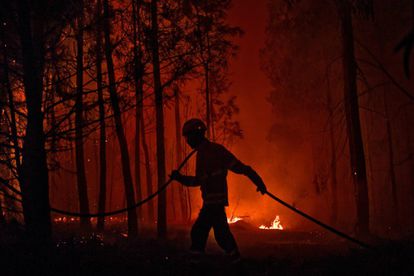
[[256, 183, 267, 195], [169, 170, 182, 181]]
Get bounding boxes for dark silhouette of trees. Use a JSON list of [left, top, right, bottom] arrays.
[[150, 0, 167, 238], [0, 0, 243, 240], [262, 0, 414, 236], [75, 0, 92, 230], [174, 86, 188, 222], [261, 1, 340, 227], [336, 0, 370, 236], [132, 0, 144, 223], [13, 0, 83, 240], [185, 0, 243, 140], [0, 16, 23, 222], [325, 80, 339, 225], [95, 0, 107, 232], [141, 117, 154, 223], [103, 0, 138, 237]]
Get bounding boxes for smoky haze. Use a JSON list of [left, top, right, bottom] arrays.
[[224, 0, 323, 229]]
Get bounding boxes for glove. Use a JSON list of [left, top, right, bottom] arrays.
[[169, 170, 182, 181], [256, 183, 267, 195]]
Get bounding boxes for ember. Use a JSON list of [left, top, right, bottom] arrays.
[[259, 215, 283, 230]]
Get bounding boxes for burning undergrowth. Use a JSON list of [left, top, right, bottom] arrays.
[[227, 215, 284, 230]]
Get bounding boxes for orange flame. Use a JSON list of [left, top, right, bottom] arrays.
[[259, 215, 283, 230]]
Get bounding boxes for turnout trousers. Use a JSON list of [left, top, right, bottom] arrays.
[[190, 204, 239, 254]]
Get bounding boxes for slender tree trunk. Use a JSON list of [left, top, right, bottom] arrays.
[[103, 0, 138, 237], [108, 138, 115, 213], [17, 0, 51, 240], [195, 8, 212, 139], [132, 0, 143, 222], [326, 86, 339, 225], [141, 115, 154, 222], [174, 88, 187, 222], [383, 92, 398, 218], [48, 72, 57, 154], [205, 32, 213, 139], [69, 117, 77, 212], [48, 71, 57, 207], [96, 0, 107, 232], [151, 0, 168, 238], [183, 100, 192, 222], [404, 110, 414, 226], [169, 148, 177, 222], [337, 0, 370, 236], [75, 3, 91, 230], [205, 63, 211, 138]]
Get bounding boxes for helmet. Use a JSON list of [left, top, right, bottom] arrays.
[[182, 118, 207, 136]]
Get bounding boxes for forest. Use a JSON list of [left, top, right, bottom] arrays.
[[0, 0, 414, 275]]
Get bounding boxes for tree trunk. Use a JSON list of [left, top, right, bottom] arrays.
[[48, 69, 58, 208], [326, 86, 339, 225], [151, 0, 167, 238], [103, 0, 138, 237], [205, 30, 214, 139], [383, 92, 398, 220], [96, 0, 107, 232], [17, 0, 51, 240], [404, 109, 414, 226], [75, 2, 91, 230], [174, 88, 188, 222], [195, 8, 212, 139], [132, 0, 143, 222], [205, 63, 211, 138], [141, 115, 154, 223], [337, 0, 370, 236], [169, 147, 177, 222], [68, 117, 77, 212]]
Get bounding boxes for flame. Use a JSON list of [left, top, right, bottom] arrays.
[[227, 216, 243, 224], [259, 215, 283, 230]]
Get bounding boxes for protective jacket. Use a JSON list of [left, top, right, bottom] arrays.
[[178, 139, 265, 205]]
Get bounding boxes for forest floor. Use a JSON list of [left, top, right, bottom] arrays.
[[0, 220, 413, 276]]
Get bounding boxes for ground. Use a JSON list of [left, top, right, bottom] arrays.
[[0, 221, 412, 275]]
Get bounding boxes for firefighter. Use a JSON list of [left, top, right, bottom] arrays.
[[170, 118, 267, 261]]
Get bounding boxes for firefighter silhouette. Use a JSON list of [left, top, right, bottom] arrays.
[[170, 118, 267, 260]]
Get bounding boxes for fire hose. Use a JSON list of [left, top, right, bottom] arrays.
[[50, 149, 197, 217], [50, 149, 372, 250], [264, 191, 372, 250]]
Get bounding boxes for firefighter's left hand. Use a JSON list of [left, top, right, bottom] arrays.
[[256, 184, 267, 195]]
